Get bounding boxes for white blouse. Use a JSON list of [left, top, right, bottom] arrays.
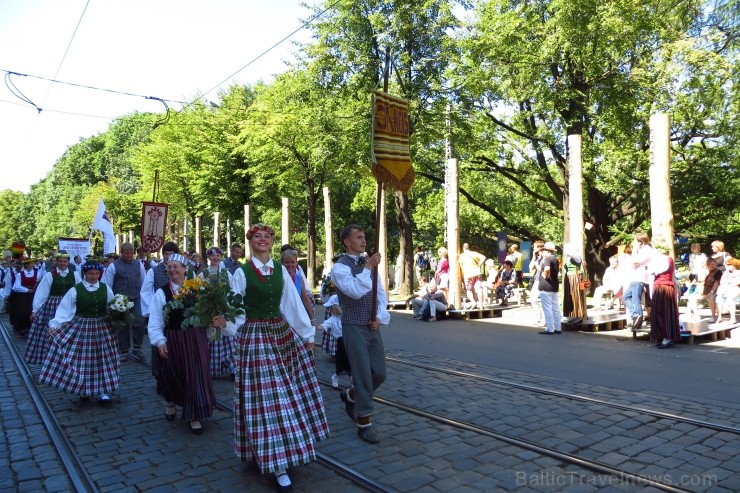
[[49, 280, 114, 330], [32, 268, 82, 313]]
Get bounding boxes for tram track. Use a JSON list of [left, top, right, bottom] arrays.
[[0, 318, 100, 493], [385, 355, 740, 435]]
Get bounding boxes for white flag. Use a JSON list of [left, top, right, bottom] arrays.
[[92, 198, 116, 255]]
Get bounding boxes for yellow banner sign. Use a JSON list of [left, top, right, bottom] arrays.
[[372, 90, 414, 192]]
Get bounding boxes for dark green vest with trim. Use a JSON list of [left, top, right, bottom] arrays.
[[50, 270, 76, 296], [241, 261, 282, 318], [74, 283, 108, 318]]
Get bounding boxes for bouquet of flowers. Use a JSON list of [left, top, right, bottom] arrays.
[[164, 273, 244, 340], [108, 294, 135, 334]]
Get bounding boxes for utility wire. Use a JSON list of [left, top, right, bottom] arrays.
[[38, 0, 91, 112]]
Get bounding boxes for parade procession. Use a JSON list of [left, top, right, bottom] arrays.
[[2, 0, 740, 492]]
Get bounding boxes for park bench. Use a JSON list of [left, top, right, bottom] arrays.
[[562, 313, 627, 332]]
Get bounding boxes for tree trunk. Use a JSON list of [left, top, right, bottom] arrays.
[[306, 182, 318, 290], [394, 190, 413, 296]]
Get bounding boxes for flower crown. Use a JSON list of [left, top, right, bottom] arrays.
[[206, 246, 222, 256], [247, 223, 275, 240]]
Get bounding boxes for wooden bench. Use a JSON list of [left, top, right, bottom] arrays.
[[448, 304, 513, 320], [387, 300, 410, 310], [679, 320, 738, 344], [562, 314, 627, 332]]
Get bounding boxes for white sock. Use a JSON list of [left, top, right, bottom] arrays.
[[275, 471, 291, 486], [662, 338, 671, 345]]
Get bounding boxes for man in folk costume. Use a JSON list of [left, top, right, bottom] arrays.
[[140, 241, 180, 319], [223, 243, 244, 275], [11, 257, 41, 336], [103, 243, 146, 362], [331, 224, 391, 445], [25, 251, 81, 365]]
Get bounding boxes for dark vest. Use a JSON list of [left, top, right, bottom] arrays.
[[74, 283, 108, 318], [335, 254, 374, 325], [242, 261, 282, 318], [20, 269, 39, 289], [111, 259, 142, 300], [153, 263, 169, 291], [163, 284, 185, 331], [50, 269, 76, 296]]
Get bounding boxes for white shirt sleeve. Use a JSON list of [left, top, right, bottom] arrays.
[[101, 263, 116, 287], [232, 267, 246, 296], [147, 288, 168, 347], [13, 270, 34, 293], [32, 272, 54, 313], [331, 262, 391, 325], [140, 268, 155, 317], [280, 265, 315, 342]]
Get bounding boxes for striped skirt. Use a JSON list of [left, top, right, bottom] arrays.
[[25, 295, 63, 365], [39, 316, 120, 396], [233, 317, 329, 474], [208, 335, 237, 378], [563, 274, 587, 318], [153, 327, 215, 421], [650, 284, 682, 343]]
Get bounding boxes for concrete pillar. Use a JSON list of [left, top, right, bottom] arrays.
[[282, 198, 290, 247], [649, 113, 675, 256], [213, 212, 220, 248], [323, 187, 334, 276], [446, 158, 461, 309]]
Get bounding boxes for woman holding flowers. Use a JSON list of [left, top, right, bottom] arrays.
[[147, 254, 217, 435], [200, 246, 238, 379], [39, 261, 119, 406], [231, 224, 329, 493], [25, 250, 81, 365]]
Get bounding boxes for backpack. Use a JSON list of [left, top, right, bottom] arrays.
[[417, 254, 429, 270]]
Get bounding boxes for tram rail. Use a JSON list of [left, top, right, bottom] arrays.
[[0, 318, 100, 493], [385, 355, 740, 435]]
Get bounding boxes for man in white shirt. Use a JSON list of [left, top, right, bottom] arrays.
[[622, 232, 654, 330]]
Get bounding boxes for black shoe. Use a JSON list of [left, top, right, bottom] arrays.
[[98, 394, 112, 407], [340, 388, 357, 422], [657, 341, 674, 349], [130, 348, 147, 361], [554, 331, 562, 334], [274, 473, 293, 492], [538, 330, 554, 334], [165, 404, 176, 421], [79, 396, 91, 403], [190, 420, 203, 435], [357, 425, 380, 444]]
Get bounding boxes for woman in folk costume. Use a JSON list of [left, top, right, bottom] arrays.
[[11, 257, 42, 336], [39, 261, 118, 405], [148, 254, 217, 435], [280, 246, 317, 324], [231, 224, 329, 493], [200, 246, 238, 379], [562, 243, 588, 321], [25, 251, 81, 365], [649, 244, 682, 348]]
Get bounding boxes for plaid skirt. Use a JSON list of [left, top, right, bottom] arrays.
[[39, 316, 120, 396], [208, 335, 237, 378], [233, 317, 329, 474], [650, 284, 682, 343], [153, 327, 215, 421], [321, 329, 338, 356], [25, 295, 63, 365]]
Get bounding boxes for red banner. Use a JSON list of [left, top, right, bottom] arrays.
[[141, 202, 168, 252]]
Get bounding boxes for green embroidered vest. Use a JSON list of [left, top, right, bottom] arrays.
[[241, 260, 282, 318], [74, 283, 108, 317]]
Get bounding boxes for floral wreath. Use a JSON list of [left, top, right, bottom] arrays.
[[246, 223, 275, 240]]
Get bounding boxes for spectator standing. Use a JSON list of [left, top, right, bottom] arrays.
[[528, 241, 545, 325], [538, 242, 562, 335], [623, 233, 654, 331], [702, 257, 723, 321], [459, 243, 486, 309], [711, 240, 733, 273], [649, 244, 682, 348]]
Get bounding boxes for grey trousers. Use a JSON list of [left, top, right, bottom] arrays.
[[342, 323, 386, 418]]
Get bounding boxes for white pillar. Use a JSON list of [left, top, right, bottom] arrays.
[[323, 187, 333, 276], [213, 212, 220, 248], [378, 185, 388, 291], [281, 198, 290, 246], [244, 204, 251, 258]]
